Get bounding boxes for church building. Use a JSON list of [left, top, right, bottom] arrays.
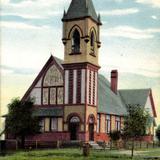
[[7, 0, 157, 142]]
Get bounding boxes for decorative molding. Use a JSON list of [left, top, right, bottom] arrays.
[[62, 16, 102, 26]]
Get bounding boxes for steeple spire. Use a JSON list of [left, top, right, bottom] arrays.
[[62, 0, 101, 24]]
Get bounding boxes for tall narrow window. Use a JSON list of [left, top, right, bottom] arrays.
[[51, 118, 58, 131], [97, 114, 100, 133], [90, 31, 95, 52], [39, 118, 45, 132], [115, 116, 121, 131], [106, 115, 111, 134], [72, 29, 80, 53]]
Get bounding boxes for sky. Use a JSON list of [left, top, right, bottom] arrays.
[[0, 0, 160, 131]]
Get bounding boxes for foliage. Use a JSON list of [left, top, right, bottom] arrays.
[[5, 98, 40, 148], [123, 104, 150, 157], [156, 125, 160, 142], [109, 130, 121, 141], [123, 104, 150, 138]]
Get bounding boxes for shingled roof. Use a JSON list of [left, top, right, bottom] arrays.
[[33, 107, 63, 117], [119, 89, 151, 107], [98, 74, 127, 115], [62, 0, 101, 24]]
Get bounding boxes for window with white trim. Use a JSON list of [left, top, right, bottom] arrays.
[[106, 115, 111, 134], [39, 118, 45, 132], [51, 118, 58, 131], [97, 114, 100, 133], [115, 116, 121, 131]]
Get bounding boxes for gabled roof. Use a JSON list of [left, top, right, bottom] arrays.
[[22, 55, 63, 101], [98, 74, 127, 115], [119, 89, 150, 107], [119, 89, 157, 117], [62, 0, 101, 24]]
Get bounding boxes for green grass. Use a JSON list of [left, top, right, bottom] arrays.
[[0, 148, 160, 160]]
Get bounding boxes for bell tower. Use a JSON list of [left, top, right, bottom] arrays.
[[62, 0, 102, 141]]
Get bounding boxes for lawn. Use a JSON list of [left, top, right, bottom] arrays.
[[0, 148, 160, 160]]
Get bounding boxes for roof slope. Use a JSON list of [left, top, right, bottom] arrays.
[[62, 0, 99, 23], [33, 107, 63, 117], [98, 74, 127, 115], [22, 55, 63, 101], [119, 89, 150, 107]]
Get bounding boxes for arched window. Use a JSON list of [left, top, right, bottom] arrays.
[[90, 31, 95, 52], [70, 116, 80, 123], [72, 29, 80, 53], [42, 65, 64, 105]]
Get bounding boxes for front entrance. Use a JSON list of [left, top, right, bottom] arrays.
[[69, 123, 79, 140], [89, 123, 94, 141], [88, 116, 95, 141], [69, 116, 80, 140]]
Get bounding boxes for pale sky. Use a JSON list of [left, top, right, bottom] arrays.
[[0, 0, 160, 130]]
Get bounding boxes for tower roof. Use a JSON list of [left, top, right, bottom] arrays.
[[62, 0, 101, 24]]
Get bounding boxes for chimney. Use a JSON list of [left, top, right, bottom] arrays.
[[111, 70, 118, 94]]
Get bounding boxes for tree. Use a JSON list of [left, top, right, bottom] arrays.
[[5, 98, 40, 149], [156, 125, 160, 146], [123, 104, 150, 158]]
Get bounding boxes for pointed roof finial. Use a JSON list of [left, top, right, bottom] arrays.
[[98, 13, 102, 25], [63, 9, 66, 18]]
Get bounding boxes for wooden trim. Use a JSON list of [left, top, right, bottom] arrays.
[[98, 112, 124, 117], [62, 62, 100, 71], [63, 103, 85, 106], [149, 89, 157, 117]]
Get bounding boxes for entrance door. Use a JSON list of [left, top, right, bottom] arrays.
[[69, 116, 80, 141], [89, 123, 94, 141], [69, 123, 79, 140]]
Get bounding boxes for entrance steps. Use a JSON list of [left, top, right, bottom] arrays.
[[88, 141, 103, 150]]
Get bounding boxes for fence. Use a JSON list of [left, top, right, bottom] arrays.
[[5, 140, 83, 150], [106, 140, 160, 150], [4, 139, 160, 151]]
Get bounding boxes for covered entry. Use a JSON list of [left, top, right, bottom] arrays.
[[69, 116, 80, 140]]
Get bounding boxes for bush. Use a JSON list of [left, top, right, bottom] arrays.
[[109, 130, 121, 141]]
